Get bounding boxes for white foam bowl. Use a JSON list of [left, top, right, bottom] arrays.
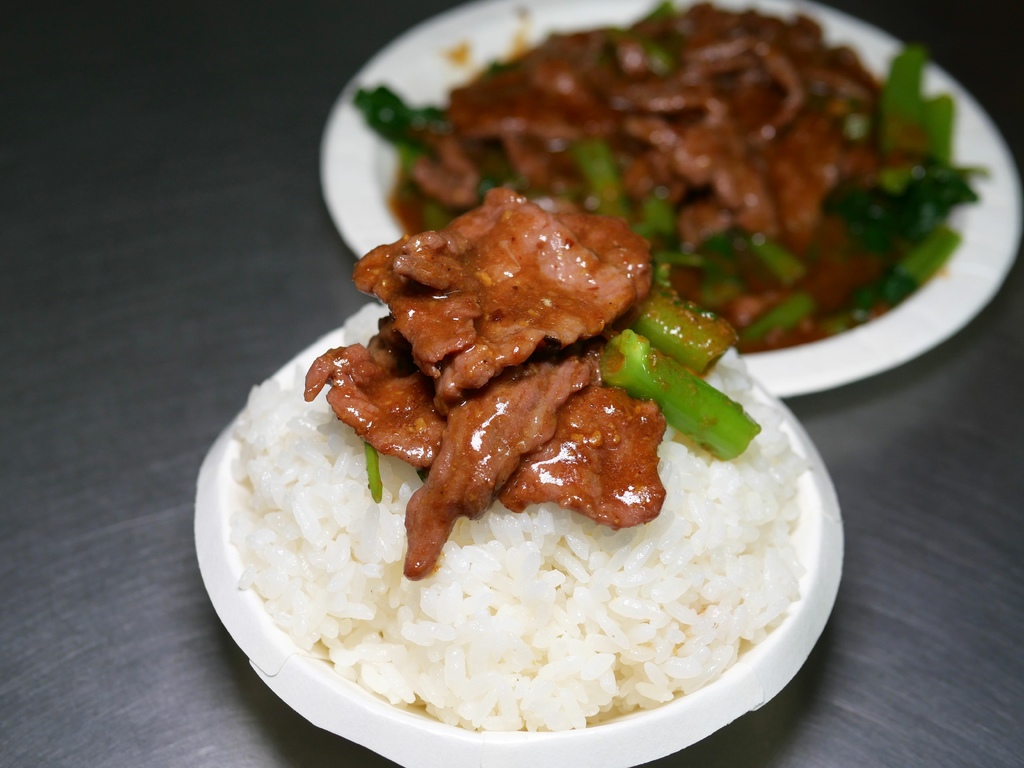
[[195, 306, 843, 768], [320, 0, 1021, 397]]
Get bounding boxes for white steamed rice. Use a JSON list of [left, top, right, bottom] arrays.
[[229, 303, 806, 732]]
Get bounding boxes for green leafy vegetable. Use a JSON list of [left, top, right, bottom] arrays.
[[879, 44, 958, 168], [830, 163, 978, 252], [896, 164, 978, 242], [353, 86, 448, 165]]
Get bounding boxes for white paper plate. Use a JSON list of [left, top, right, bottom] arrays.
[[195, 304, 843, 768], [320, 0, 1021, 398]]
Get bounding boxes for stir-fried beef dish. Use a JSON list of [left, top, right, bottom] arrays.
[[306, 190, 670, 579], [439, 8, 858, 242], [357, 2, 978, 353]]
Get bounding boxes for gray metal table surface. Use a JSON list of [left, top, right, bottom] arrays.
[[2, 1, 1021, 766]]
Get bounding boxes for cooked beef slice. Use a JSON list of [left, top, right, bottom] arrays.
[[353, 188, 651, 405], [401, 354, 595, 579], [500, 385, 666, 528], [304, 320, 445, 468]]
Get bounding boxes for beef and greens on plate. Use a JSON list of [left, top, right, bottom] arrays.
[[355, 1, 979, 353]]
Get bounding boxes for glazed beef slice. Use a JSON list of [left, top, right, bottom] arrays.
[[353, 188, 652, 404], [401, 355, 596, 579], [500, 385, 666, 529], [304, 320, 445, 469]]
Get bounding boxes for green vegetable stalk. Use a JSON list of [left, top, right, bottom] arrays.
[[878, 224, 961, 305], [740, 292, 816, 343], [880, 44, 930, 157], [650, 249, 704, 288], [747, 235, 806, 286], [633, 195, 677, 241], [923, 94, 955, 165], [879, 44, 957, 167], [631, 285, 737, 373], [899, 224, 961, 283], [569, 138, 629, 218], [601, 330, 760, 461], [364, 441, 383, 503], [692, 232, 745, 307]]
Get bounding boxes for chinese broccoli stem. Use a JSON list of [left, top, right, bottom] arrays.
[[878, 165, 917, 195], [880, 44, 930, 156], [900, 224, 960, 283], [364, 441, 383, 503], [570, 138, 629, 218], [631, 285, 737, 373], [632, 195, 676, 241], [700, 272, 744, 308], [923, 94, 955, 165], [600, 330, 760, 461], [879, 224, 961, 304], [882, 45, 927, 122], [740, 292, 816, 342], [652, 262, 673, 288], [652, 249, 704, 287], [747, 235, 806, 285]]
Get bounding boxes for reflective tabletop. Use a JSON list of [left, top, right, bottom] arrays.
[[2, 1, 1021, 766]]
